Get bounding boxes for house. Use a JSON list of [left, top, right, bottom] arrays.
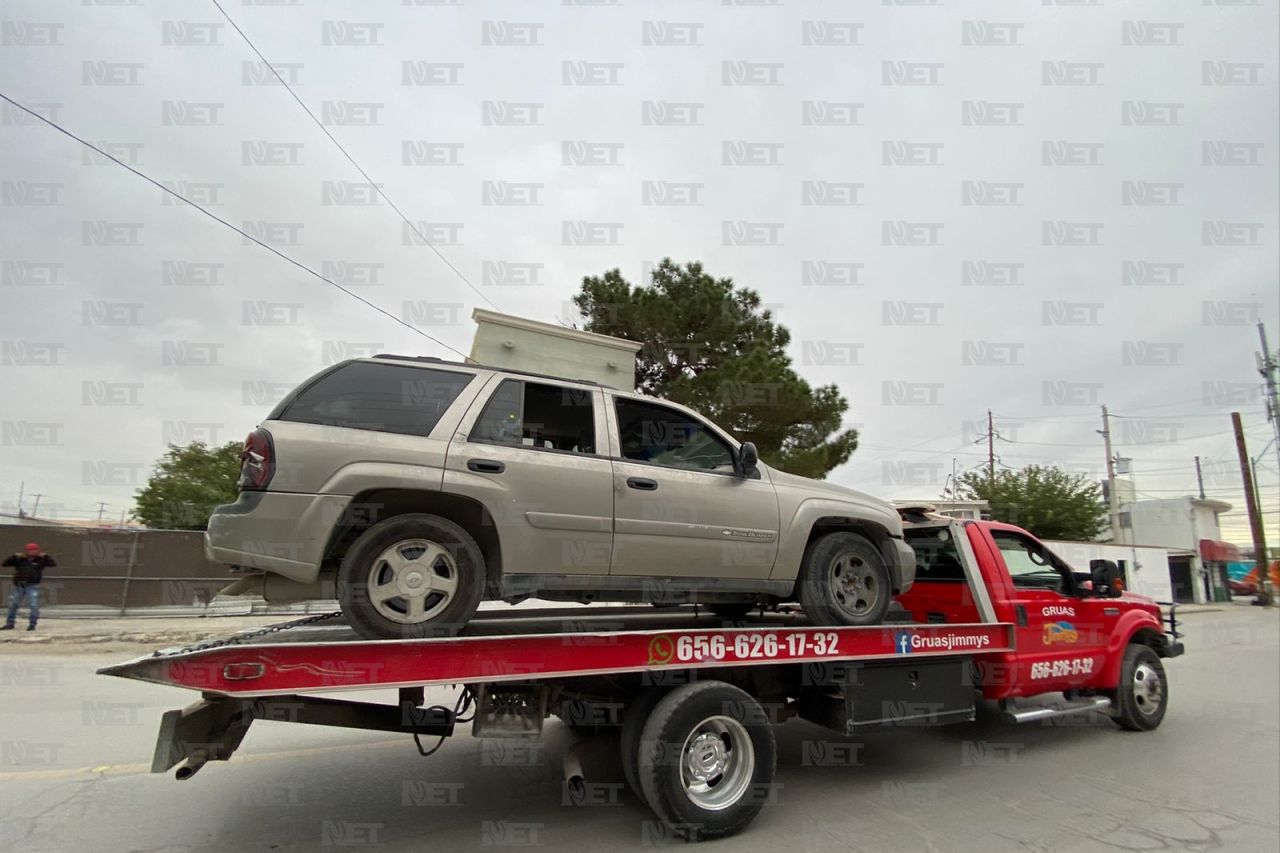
[[1118, 497, 1235, 603]]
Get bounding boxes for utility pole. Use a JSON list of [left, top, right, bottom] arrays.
[[1258, 321, 1280, 470], [16, 481, 24, 517], [30, 494, 42, 518], [1099, 405, 1121, 544], [1194, 456, 1205, 500], [96, 502, 107, 524], [987, 409, 995, 483], [1231, 411, 1272, 606]]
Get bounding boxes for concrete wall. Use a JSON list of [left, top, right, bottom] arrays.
[[1044, 539, 1175, 602], [0, 525, 230, 611]]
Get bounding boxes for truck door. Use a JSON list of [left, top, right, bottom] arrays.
[[443, 376, 614, 576], [986, 528, 1109, 693], [607, 395, 779, 581]]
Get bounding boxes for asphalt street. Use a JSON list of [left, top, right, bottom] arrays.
[[2, 605, 1276, 852]]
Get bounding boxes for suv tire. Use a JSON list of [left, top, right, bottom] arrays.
[[337, 513, 485, 639], [797, 531, 892, 627]]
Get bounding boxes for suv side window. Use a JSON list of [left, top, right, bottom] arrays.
[[277, 362, 474, 438], [615, 398, 735, 472], [471, 379, 596, 454]]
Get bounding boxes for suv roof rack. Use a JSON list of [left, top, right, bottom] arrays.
[[370, 353, 607, 389]]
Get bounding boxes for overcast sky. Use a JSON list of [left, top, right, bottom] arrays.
[[1, 0, 1277, 542]]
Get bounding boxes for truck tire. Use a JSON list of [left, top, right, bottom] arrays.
[[336, 513, 484, 639], [797, 532, 892, 627], [1111, 644, 1168, 731], [620, 687, 668, 803], [636, 681, 776, 841]]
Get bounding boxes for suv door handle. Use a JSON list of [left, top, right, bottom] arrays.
[[467, 459, 505, 474], [626, 477, 658, 491]]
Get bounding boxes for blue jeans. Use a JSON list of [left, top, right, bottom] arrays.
[[6, 585, 38, 627]]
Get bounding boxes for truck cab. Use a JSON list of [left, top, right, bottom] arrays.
[[896, 511, 1182, 705]]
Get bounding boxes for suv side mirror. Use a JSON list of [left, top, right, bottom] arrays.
[[1089, 559, 1124, 598], [736, 442, 759, 478]]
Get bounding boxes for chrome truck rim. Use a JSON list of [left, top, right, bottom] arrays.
[[829, 550, 880, 618], [1132, 661, 1164, 716], [680, 716, 755, 811], [367, 539, 458, 624]]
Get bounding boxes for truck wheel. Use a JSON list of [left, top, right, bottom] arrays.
[[636, 681, 776, 841], [1111, 644, 1168, 731], [620, 687, 668, 803], [798, 532, 892, 627], [336, 513, 484, 639]]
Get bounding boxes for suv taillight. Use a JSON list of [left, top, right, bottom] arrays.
[[238, 428, 275, 491]]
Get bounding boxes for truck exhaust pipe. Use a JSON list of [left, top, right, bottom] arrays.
[[562, 742, 588, 804], [175, 748, 209, 780]]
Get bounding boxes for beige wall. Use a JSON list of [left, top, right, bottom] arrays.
[[0, 525, 229, 610]]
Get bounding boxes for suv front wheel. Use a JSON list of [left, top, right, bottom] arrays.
[[337, 513, 485, 639], [797, 531, 892, 627]]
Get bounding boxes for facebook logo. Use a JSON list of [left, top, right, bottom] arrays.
[[895, 631, 914, 654]]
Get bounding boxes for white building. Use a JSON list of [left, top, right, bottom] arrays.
[[1118, 497, 1234, 603], [1044, 540, 1177, 602]]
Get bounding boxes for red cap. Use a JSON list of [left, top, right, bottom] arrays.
[[24, 543, 40, 551]]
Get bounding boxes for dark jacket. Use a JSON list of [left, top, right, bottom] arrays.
[[3, 553, 55, 586]]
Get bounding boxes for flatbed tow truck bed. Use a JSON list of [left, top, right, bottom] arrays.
[[99, 514, 1183, 841], [98, 606, 1019, 840]]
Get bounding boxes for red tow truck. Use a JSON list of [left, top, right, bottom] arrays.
[[100, 510, 1182, 841]]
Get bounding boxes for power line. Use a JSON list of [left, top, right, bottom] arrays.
[[211, 0, 499, 313], [0, 92, 467, 359]]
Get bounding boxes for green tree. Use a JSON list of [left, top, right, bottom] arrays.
[[950, 465, 1107, 541], [134, 441, 242, 530], [572, 259, 858, 478]]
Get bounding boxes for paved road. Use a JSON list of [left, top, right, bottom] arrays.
[[2, 606, 1276, 852]]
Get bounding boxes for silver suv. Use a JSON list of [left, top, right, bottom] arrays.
[[207, 355, 915, 638]]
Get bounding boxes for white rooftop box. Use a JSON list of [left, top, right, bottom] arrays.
[[469, 309, 641, 390]]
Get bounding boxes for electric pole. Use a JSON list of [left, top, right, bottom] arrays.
[[1099, 405, 1121, 544], [1231, 411, 1272, 606], [987, 409, 995, 483], [1194, 456, 1205, 500], [30, 494, 42, 517], [1258, 321, 1280, 470], [96, 502, 107, 524], [16, 481, 24, 517]]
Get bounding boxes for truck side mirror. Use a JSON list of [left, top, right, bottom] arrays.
[[1089, 559, 1123, 598], [736, 442, 758, 478]]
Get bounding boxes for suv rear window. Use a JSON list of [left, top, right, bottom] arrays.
[[277, 362, 474, 437]]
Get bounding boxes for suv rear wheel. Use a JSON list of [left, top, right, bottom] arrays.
[[797, 531, 892, 627], [337, 513, 484, 639]]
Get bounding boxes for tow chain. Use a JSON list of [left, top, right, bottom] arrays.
[[148, 610, 345, 658]]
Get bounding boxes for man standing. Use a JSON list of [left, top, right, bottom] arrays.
[[3, 542, 55, 631]]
